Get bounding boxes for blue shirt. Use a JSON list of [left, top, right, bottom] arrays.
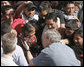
[[33, 42, 80, 66], [1, 44, 28, 66], [13, 45, 28, 66]]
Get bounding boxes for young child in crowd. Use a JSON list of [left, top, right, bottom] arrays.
[[60, 19, 80, 47], [72, 28, 83, 66], [19, 23, 39, 57]]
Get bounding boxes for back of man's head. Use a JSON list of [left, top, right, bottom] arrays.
[[45, 29, 61, 43], [2, 32, 17, 54]]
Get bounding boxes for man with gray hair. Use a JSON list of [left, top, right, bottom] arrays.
[[42, 29, 61, 47], [22, 29, 80, 66], [1, 32, 18, 66], [1, 20, 28, 66]]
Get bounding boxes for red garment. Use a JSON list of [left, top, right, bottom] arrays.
[[25, 35, 37, 47], [12, 18, 26, 33], [29, 35, 37, 46], [18, 33, 37, 47], [80, 54, 83, 58]]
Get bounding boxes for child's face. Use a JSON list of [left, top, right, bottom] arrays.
[[25, 29, 35, 37], [65, 28, 74, 36], [74, 34, 83, 47], [28, 30, 35, 37]]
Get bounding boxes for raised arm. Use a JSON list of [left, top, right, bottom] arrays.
[[22, 41, 35, 66], [15, 1, 32, 18]]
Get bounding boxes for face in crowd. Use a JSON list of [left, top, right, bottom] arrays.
[[24, 7, 35, 18], [46, 19, 58, 29], [1, 1, 11, 7], [66, 3, 75, 15], [39, 10, 48, 19], [73, 34, 83, 47], [65, 28, 74, 37], [5, 8, 14, 20], [24, 29, 35, 38], [1, 6, 14, 24]]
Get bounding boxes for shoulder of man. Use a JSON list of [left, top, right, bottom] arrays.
[[13, 45, 24, 55], [13, 45, 28, 66]]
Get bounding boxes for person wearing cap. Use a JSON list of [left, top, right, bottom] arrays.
[[15, 1, 39, 23]]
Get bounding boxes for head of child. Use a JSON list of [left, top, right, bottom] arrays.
[[65, 19, 79, 37], [73, 28, 83, 47], [22, 23, 36, 38]]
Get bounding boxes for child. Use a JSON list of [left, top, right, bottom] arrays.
[[72, 28, 83, 66], [19, 23, 39, 57], [60, 19, 80, 47]]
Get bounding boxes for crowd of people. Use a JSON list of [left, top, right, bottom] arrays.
[[1, 1, 83, 66]]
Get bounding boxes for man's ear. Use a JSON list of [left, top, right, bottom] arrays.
[[47, 37, 51, 45], [13, 46, 16, 51]]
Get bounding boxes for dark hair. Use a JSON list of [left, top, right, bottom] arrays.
[[50, 1, 59, 9], [1, 20, 12, 36], [45, 12, 57, 22], [38, 3, 49, 12], [22, 23, 35, 33], [65, 19, 78, 30], [74, 28, 83, 38], [64, 1, 74, 8], [29, 20, 38, 31], [1, 5, 13, 15], [25, 3, 36, 10]]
